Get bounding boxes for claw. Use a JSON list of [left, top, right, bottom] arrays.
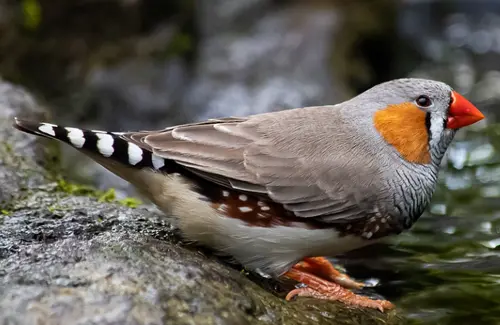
[[284, 263, 394, 312], [294, 257, 365, 289]]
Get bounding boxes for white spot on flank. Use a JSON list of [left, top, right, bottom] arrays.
[[239, 207, 253, 213], [374, 225, 380, 233], [96, 133, 114, 157], [364, 232, 373, 239], [380, 218, 387, 223], [151, 154, 165, 169], [260, 206, 270, 211], [222, 191, 229, 197], [239, 194, 248, 201], [218, 204, 228, 212], [127, 142, 143, 165], [257, 201, 265, 206], [65, 127, 85, 148], [38, 123, 56, 136]]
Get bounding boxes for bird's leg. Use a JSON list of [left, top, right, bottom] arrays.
[[283, 267, 394, 312], [293, 257, 365, 289]]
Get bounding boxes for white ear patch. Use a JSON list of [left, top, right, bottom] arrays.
[[429, 113, 445, 147], [38, 123, 56, 136], [96, 133, 115, 157], [127, 142, 143, 165], [65, 127, 85, 148]]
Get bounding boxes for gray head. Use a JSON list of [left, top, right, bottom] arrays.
[[351, 78, 484, 165]]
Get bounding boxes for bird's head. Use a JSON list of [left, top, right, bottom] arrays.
[[361, 78, 484, 165]]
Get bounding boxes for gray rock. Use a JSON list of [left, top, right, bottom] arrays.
[[0, 79, 48, 205], [0, 79, 404, 325]]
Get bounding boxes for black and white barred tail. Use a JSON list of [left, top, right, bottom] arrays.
[[13, 118, 169, 172]]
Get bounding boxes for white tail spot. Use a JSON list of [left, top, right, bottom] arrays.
[[96, 133, 114, 157], [239, 207, 252, 213], [260, 206, 270, 211], [38, 123, 56, 136], [65, 127, 85, 148], [151, 154, 165, 169], [127, 142, 143, 165], [239, 194, 248, 201], [222, 191, 229, 197]]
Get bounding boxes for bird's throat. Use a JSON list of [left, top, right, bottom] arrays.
[[373, 103, 431, 164]]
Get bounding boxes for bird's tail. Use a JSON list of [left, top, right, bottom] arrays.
[[12, 118, 170, 172]]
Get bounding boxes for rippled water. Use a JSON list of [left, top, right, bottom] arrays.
[[339, 123, 500, 324]]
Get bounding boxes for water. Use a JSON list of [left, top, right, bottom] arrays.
[[335, 1, 500, 324], [2, 0, 500, 323]]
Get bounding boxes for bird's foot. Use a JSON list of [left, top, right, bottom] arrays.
[[293, 256, 365, 289], [284, 264, 394, 312]]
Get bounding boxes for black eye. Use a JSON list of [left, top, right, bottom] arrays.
[[416, 95, 432, 108]]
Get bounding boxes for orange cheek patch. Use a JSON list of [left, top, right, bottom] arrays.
[[373, 102, 431, 164]]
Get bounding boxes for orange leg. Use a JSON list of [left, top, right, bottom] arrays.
[[293, 257, 365, 289], [284, 258, 394, 312]]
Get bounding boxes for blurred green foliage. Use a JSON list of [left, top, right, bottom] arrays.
[[22, 0, 41, 30]]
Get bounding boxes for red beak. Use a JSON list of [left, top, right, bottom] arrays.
[[446, 91, 484, 129]]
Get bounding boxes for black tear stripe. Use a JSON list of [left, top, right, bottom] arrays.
[[425, 112, 432, 139]]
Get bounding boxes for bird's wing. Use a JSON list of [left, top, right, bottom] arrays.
[[120, 109, 377, 223]]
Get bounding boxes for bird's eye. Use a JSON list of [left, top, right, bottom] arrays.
[[416, 95, 432, 108]]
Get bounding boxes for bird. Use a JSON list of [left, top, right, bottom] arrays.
[[13, 78, 484, 312]]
